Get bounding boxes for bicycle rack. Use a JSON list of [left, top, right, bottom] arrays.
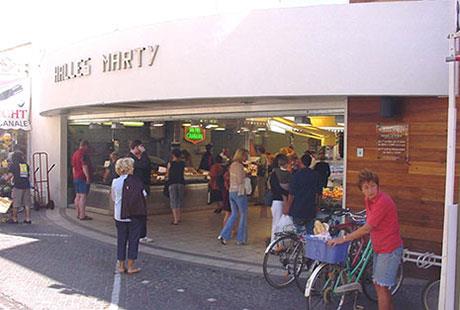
[[402, 249, 442, 269]]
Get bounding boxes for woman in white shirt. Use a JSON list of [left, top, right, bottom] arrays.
[[111, 157, 142, 274]]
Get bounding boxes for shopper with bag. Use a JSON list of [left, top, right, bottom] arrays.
[[269, 154, 291, 242], [218, 148, 250, 245], [111, 157, 146, 274]]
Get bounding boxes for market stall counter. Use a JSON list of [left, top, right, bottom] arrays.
[[85, 173, 209, 215]]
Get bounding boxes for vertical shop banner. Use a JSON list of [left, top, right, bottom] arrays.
[[0, 79, 31, 130]]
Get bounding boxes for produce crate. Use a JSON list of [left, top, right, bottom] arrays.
[[304, 235, 350, 264]]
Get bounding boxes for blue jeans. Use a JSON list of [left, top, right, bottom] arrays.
[[220, 192, 248, 243], [115, 217, 141, 260]]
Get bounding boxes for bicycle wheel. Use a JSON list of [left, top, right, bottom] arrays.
[[306, 264, 345, 310], [362, 260, 403, 302], [293, 244, 315, 292], [263, 235, 300, 288], [422, 279, 439, 310]]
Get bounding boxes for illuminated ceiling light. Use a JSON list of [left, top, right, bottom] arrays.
[[182, 123, 192, 127], [205, 124, 218, 129], [121, 121, 144, 127], [152, 123, 164, 127], [73, 121, 91, 126], [214, 127, 226, 131], [257, 128, 267, 131]]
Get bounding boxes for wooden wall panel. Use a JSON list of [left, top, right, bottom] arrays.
[[346, 97, 455, 259]]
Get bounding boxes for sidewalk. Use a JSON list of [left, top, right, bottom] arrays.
[[46, 205, 273, 274]]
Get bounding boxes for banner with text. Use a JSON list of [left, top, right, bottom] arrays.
[[0, 79, 31, 130]]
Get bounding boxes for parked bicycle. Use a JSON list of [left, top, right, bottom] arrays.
[[262, 206, 366, 292], [304, 219, 404, 309], [401, 249, 442, 310]]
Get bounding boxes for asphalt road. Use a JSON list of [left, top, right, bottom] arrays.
[[0, 211, 427, 310]]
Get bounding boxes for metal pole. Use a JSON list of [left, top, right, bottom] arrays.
[[439, 33, 459, 310]]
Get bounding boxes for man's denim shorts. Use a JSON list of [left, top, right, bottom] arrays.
[[74, 179, 90, 194], [372, 246, 403, 287]]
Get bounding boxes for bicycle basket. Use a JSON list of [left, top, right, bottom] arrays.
[[304, 235, 350, 264]]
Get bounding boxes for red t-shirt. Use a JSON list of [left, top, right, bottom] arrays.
[[71, 148, 91, 181], [365, 192, 403, 254]]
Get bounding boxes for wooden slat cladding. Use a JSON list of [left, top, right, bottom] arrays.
[[346, 97, 453, 257]]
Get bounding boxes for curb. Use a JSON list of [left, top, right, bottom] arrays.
[[44, 208, 263, 275]]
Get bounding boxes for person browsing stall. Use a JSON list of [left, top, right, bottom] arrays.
[[218, 148, 250, 245], [71, 140, 93, 220], [285, 154, 321, 234], [167, 149, 185, 225], [128, 140, 152, 243], [327, 169, 403, 310]]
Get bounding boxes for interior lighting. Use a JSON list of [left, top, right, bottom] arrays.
[[72, 121, 91, 126], [182, 123, 192, 127], [214, 127, 226, 131], [120, 121, 144, 127], [152, 123, 164, 127], [257, 128, 267, 131], [205, 124, 218, 129]]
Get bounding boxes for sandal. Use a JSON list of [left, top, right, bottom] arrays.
[[23, 220, 32, 224], [79, 216, 93, 221], [7, 219, 18, 224], [127, 267, 141, 274]]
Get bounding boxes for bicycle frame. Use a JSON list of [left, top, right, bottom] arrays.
[[305, 239, 373, 298]]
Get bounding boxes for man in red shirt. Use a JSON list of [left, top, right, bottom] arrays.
[[71, 140, 92, 220], [328, 169, 403, 310]]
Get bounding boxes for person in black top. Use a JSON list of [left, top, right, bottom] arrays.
[[128, 140, 152, 242], [168, 149, 185, 225], [5, 151, 32, 224], [313, 153, 331, 193], [286, 154, 322, 235], [128, 140, 152, 194], [269, 154, 290, 242], [198, 143, 214, 171]]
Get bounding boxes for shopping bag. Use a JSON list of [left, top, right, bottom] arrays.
[[244, 177, 252, 195], [0, 197, 12, 214], [276, 214, 294, 233]]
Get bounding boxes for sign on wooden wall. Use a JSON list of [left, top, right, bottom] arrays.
[[376, 124, 409, 161]]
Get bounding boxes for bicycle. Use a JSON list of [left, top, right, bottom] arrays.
[[262, 206, 365, 291], [293, 207, 367, 292], [304, 224, 403, 309], [400, 250, 442, 310], [422, 279, 439, 310]]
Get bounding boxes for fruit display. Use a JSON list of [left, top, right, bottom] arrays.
[[322, 186, 343, 201]]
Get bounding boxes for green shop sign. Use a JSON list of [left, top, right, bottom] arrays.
[[184, 127, 206, 144]]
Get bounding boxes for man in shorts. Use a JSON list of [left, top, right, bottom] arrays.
[[328, 169, 403, 310], [71, 140, 92, 220], [6, 150, 32, 224]]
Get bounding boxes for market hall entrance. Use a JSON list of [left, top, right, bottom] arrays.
[[66, 108, 346, 248]]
